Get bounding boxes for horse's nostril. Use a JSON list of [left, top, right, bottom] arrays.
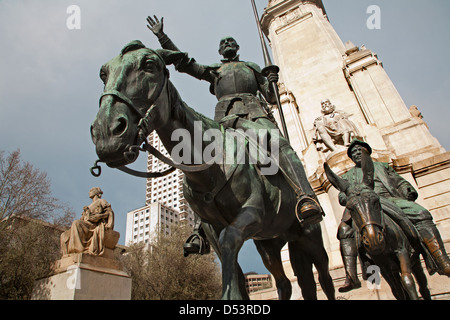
[[363, 236, 369, 246], [113, 117, 127, 136]]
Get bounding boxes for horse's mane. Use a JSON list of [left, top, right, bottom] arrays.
[[167, 80, 221, 131], [121, 40, 146, 56]]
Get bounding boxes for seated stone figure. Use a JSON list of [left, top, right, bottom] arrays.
[[313, 99, 361, 152], [61, 187, 117, 257]]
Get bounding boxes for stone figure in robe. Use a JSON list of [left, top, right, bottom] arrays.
[[61, 187, 114, 256]]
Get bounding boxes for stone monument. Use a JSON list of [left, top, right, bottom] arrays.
[[257, 0, 450, 300], [32, 187, 131, 300]]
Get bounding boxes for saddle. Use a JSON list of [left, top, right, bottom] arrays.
[[185, 126, 323, 225]]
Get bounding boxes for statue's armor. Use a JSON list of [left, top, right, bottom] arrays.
[[214, 62, 259, 99], [154, 32, 322, 217], [212, 62, 269, 122]]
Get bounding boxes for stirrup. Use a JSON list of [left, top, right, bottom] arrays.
[[295, 196, 324, 225]]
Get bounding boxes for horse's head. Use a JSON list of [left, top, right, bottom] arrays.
[[90, 41, 184, 168], [324, 149, 385, 255]]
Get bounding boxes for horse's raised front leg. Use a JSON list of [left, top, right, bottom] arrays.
[[219, 206, 262, 300]]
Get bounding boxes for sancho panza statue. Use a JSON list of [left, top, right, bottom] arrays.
[[60, 187, 115, 256], [337, 140, 450, 292]]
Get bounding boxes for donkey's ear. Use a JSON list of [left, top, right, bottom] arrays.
[[361, 148, 374, 189], [324, 162, 350, 193], [155, 49, 187, 66]]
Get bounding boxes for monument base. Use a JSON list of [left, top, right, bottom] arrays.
[[31, 252, 131, 300]]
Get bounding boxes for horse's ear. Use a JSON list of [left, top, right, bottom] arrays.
[[361, 148, 375, 189], [155, 49, 186, 66], [324, 162, 350, 193]]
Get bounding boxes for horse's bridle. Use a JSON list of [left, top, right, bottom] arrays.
[[352, 196, 385, 234], [359, 219, 384, 234], [91, 58, 212, 178]]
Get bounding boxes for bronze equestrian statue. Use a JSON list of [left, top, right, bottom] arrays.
[[146, 17, 324, 256], [90, 39, 335, 299]]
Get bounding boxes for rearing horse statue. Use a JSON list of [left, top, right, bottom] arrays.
[[324, 149, 431, 300], [90, 41, 335, 300]]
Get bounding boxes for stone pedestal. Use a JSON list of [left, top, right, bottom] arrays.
[[31, 252, 131, 300]]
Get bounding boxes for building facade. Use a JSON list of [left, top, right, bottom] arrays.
[[125, 132, 196, 246], [255, 0, 450, 299], [125, 202, 180, 245], [145, 132, 196, 227], [245, 272, 274, 294]]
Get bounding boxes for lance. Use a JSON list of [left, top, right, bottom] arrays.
[[250, 0, 290, 142]]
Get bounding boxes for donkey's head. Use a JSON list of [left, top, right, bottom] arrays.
[[325, 147, 385, 255]]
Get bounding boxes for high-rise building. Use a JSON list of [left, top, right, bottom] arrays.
[[258, 0, 450, 299], [145, 132, 196, 227], [125, 202, 180, 245], [125, 132, 196, 246]]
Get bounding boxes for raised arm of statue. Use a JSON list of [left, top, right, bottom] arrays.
[[146, 15, 180, 51], [146, 15, 215, 84]]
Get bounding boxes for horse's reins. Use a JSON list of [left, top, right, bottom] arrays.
[[91, 53, 212, 178]]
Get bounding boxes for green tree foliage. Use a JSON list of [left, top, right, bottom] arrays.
[[122, 225, 222, 300]]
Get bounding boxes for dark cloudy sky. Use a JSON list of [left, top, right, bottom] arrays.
[[1, 0, 449, 274]]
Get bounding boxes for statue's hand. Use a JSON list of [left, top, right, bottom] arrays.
[[146, 15, 164, 36], [266, 72, 279, 84]]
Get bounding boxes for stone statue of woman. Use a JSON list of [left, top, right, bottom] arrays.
[[61, 187, 114, 256]]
